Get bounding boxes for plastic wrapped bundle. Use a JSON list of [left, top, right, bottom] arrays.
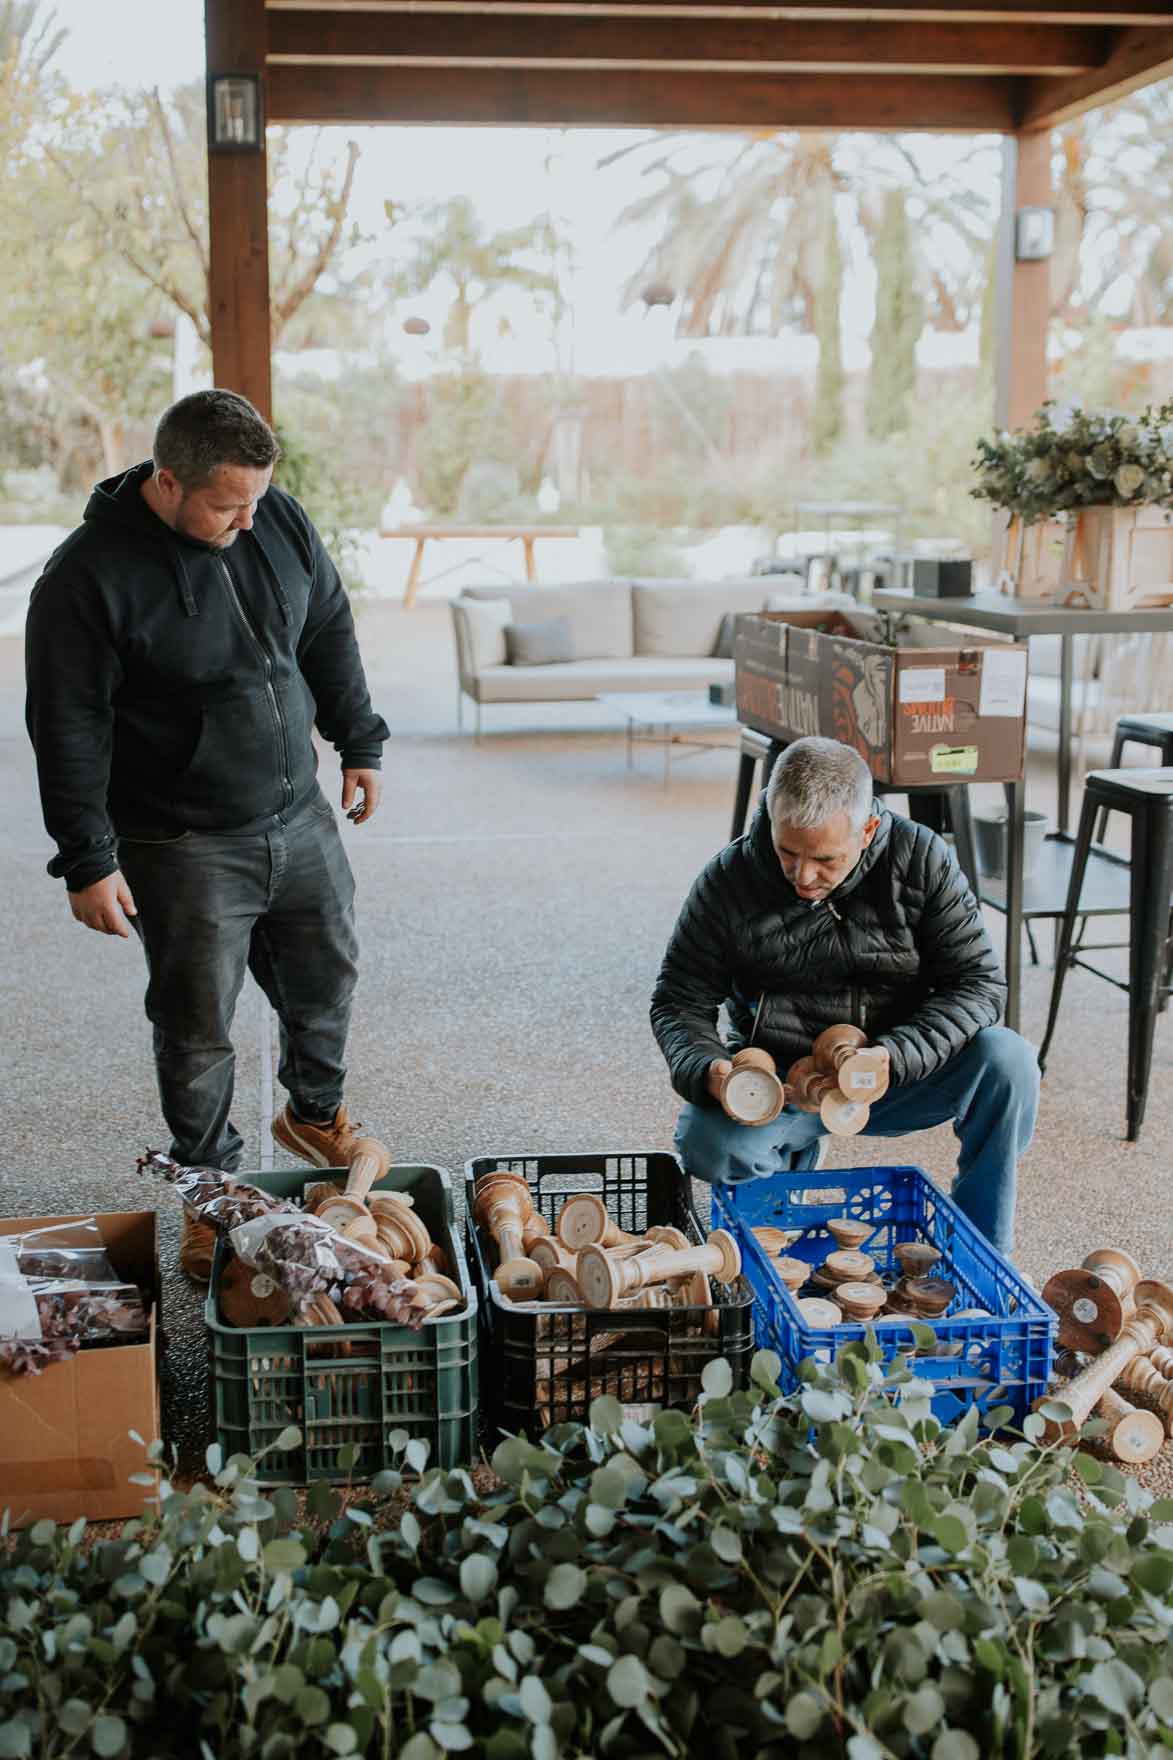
[[0, 1274, 150, 1375]]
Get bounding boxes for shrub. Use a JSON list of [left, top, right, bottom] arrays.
[[2, 1343, 1171, 1758]]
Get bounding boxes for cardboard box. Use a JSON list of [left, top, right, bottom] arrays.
[[0, 1211, 161, 1526], [734, 609, 1027, 786]]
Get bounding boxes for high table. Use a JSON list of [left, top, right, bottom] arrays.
[[872, 589, 1173, 1031], [380, 524, 580, 608]]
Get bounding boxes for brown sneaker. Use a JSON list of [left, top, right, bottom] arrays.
[[180, 1206, 217, 1283], [272, 1102, 363, 1169]]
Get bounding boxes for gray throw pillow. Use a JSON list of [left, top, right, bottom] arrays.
[[505, 616, 575, 666]]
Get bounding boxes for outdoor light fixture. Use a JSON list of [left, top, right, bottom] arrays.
[[1014, 206, 1055, 262], [208, 74, 263, 151]]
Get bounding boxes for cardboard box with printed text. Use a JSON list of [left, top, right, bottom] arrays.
[[0, 1210, 161, 1526], [734, 609, 1027, 786]]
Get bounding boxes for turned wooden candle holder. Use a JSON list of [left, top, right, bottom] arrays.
[[577, 1230, 740, 1310], [219, 1255, 293, 1328], [835, 1280, 887, 1323], [530, 1237, 574, 1277], [823, 1249, 877, 1285], [1116, 1356, 1173, 1436], [895, 1241, 942, 1278], [1037, 1279, 1173, 1431], [315, 1193, 370, 1233], [797, 1296, 843, 1327], [818, 1092, 871, 1136], [900, 1277, 957, 1318], [369, 1202, 431, 1265], [719, 1047, 786, 1126], [827, 1217, 872, 1252], [751, 1225, 798, 1256], [1148, 1345, 1173, 1378], [543, 1267, 583, 1305], [415, 1244, 449, 1278], [473, 1171, 544, 1300], [785, 1056, 823, 1114], [343, 1137, 391, 1205], [556, 1194, 640, 1252], [1042, 1247, 1142, 1354], [813, 1025, 890, 1102], [1051, 1350, 1165, 1463], [775, 1255, 809, 1292]]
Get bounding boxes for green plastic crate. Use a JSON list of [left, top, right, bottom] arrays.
[[206, 1164, 477, 1482]]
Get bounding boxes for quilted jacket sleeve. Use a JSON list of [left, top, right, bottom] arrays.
[[872, 841, 1006, 1085], [650, 859, 737, 1106]]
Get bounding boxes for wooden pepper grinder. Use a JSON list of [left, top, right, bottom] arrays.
[[719, 1047, 786, 1126], [1051, 1350, 1165, 1463], [577, 1230, 740, 1309], [472, 1170, 544, 1300], [1035, 1280, 1173, 1431], [812, 1024, 891, 1103], [1042, 1247, 1141, 1354]]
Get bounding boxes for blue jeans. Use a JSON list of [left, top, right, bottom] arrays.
[[674, 1027, 1039, 1253], [119, 789, 358, 1170]]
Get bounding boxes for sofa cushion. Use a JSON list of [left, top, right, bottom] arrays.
[[631, 579, 769, 657], [505, 616, 575, 666], [456, 596, 512, 670], [464, 581, 634, 659], [475, 656, 734, 703]]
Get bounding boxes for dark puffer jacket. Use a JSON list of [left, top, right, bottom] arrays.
[[650, 802, 1005, 1107]]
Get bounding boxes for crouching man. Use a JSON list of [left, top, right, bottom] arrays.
[[650, 736, 1039, 1252]]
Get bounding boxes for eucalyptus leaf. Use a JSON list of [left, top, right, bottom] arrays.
[[544, 1563, 587, 1611], [607, 1655, 650, 1708]]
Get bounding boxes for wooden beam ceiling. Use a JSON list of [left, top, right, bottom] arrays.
[[260, 2, 1173, 131]]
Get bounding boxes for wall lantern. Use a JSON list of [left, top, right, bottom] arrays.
[[208, 74, 263, 151], [1014, 206, 1055, 262]]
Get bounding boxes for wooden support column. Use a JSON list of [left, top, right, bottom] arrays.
[[994, 127, 1052, 432], [206, 0, 271, 421]]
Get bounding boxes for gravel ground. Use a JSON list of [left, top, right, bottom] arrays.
[[1, 597, 1169, 1496]]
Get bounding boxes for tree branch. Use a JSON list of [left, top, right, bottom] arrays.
[[148, 86, 208, 288], [271, 139, 360, 338]]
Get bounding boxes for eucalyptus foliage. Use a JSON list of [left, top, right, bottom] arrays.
[[971, 399, 1173, 525], [3, 1342, 1171, 1759]]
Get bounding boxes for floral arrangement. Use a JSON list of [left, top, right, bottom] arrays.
[[972, 399, 1173, 524]]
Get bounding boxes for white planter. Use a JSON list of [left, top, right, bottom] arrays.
[[1059, 504, 1173, 611]]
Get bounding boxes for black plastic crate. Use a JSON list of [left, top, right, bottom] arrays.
[[207, 1165, 477, 1482], [465, 1150, 754, 1440]]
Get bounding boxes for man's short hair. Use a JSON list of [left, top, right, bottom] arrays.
[[766, 737, 875, 831], [153, 390, 279, 490]]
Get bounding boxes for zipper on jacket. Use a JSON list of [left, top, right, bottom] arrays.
[[219, 558, 293, 806]]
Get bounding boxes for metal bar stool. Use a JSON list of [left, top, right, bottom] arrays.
[[731, 728, 981, 895], [1039, 766, 1173, 1142], [1095, 712, 1173, 841]]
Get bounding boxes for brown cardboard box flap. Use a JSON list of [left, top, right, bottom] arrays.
[[0, 1210, 161, 1526]]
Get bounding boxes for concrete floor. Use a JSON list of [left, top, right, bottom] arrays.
[[2, 598, 1170, 1484]]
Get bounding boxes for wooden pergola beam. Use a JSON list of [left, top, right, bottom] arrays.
[[268, 2, 1173, 20], [267, 62, 1017, 127], [268, 11, 1108, 73], [1016, 21, 1173, 123], [208, 0, 271, 421]]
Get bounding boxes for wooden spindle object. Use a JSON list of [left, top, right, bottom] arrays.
[[813, 1024, 890, 1101], [1052, 1350, 1166, 1462], [1149, 1345, 1173, 1378], [797, 1297, 842, 1327], [530, 1237, 574, 1276], [556, 1194, 640, 1252], [473, 1171, 544, 1299], [818, 1091, 871, 1136], [785, 1056, 823, 1114], [1037, 1280, 1173, 1430], [577, 1229, 740, 1309], [1042, 1247, 1141, 1354], [1115, 1356, 1173, 1436], [823, 1249, 876, 1284], [343, 1137, 391, 1205], [895, 1241, 942, 1277], [720, 1047, 786, 1126], [827, 1217, 871, 1252], [835, 1281, 887, 1322]]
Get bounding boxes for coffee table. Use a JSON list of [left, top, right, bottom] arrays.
[[597, 691, 739, 788]]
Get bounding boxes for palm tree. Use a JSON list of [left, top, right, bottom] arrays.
[[387, 195, 563, 354]]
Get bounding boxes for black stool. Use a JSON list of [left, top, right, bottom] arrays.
[[1039, 766, 1173, 1142], [731, 728, 981, 896], [1096, 712, 1173, 841]]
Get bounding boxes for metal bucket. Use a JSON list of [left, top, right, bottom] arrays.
[[973, 809, 1048, 882]]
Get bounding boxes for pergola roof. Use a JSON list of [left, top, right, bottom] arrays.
[[262, 1, 1173, 133]]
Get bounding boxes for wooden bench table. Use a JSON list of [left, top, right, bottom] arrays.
[[379, 524, 581, 608]]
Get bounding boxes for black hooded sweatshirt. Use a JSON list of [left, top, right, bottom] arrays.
[[25, 462, 390, 891]]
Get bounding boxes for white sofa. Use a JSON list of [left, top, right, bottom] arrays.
[[450, 577, 822, 735]]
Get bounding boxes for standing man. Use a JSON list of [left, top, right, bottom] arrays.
[[651, 737, 1038, 1252], [26, 390, 390, 1274]]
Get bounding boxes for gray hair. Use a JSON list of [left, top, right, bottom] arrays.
[[153, 389, 279, 490], [766, 737, 875, 831]]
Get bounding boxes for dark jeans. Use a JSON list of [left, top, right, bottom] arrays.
[[675, 1027, 1039, 1254], [119, 789, 357, 1170]]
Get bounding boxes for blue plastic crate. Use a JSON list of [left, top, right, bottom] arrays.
[[712, 1163, 1054, 1428]]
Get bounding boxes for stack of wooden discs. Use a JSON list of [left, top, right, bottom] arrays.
[[471, 1173, 740, 1320], [786, 1025, 891, 1137], [767, 1214, 970, 1334], [217, 1141, 464, 1328]]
